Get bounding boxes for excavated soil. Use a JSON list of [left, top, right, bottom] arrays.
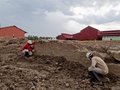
[[0, 39, 120, 90]]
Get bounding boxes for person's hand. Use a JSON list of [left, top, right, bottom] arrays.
[[88, 66, 94, 71]]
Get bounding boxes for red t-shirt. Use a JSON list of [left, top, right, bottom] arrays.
[[22, 43, 35, 51]]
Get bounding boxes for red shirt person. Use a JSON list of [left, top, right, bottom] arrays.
[[22, 40, 35, 57]]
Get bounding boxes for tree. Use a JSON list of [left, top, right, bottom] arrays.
[[27, 35, 38, 40]]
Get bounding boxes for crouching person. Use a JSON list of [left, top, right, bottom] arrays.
[[22, 40, 35, 58], [86, 52, 109, 82]]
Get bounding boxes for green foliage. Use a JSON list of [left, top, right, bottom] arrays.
[[27, 35, 39, 40], [27, 35, 55, 40], [39, 36, 53, 40]]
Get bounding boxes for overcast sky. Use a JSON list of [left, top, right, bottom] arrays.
[[0, 0, 120, 37]]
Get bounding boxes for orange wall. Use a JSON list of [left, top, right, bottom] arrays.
[[0, 27, 26, 38]]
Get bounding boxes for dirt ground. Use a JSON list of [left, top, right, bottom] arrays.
[[0, 39, 120, 90]]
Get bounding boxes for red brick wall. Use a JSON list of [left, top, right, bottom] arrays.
[[0, 26, 26, 38]]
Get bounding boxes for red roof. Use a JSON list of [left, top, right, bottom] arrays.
[[101, 30, 120, 36], [61, 33, 73, 39], [0, 25, 27, 33], [81, 26, 100, 32]]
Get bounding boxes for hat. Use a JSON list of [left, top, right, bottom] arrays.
[[86, 52, 93, 60], [27, 40, 32, 44]]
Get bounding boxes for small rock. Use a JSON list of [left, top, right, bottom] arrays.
[[104, 77, 110, 82], [41, 83, 44, 87], [55, 62, 58, 65], [75, 82, 79, 85], [30, 86, 36, 90], [65, 83, 70, 87], [57, 67, 62, 71], [42, 79, 45, 82], [80, 84, 86, 88], [45, 60, 50, 64], [55, 76, 58, 78]]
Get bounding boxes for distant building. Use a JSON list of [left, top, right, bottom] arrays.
[[0, 25, 27, 38], [56, 33, 73, 40], [57, 26, 120, 41], [73, 26, 102, 40], [101, 30, 120, 41]]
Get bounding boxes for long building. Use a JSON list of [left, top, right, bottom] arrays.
[[101, 30, 120, 40], [56, 26, 120, 41]]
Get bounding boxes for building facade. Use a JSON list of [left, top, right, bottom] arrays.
[[57, 26, 120, 41], [100, 30, 120, 41], [73, 26, 101, 40], [0, 25, 27, 38], [56, 33, 73, 40]]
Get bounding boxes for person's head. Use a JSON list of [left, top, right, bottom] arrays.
[[86, 52, 93, 60], [27, 40, 32, 45]]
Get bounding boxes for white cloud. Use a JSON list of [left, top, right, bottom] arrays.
[[0, 0, 120, 37], [45, 11, 67, 24], [63, 20, 85, 33], [70, 6, 95, 16], [70, 3, 115, 17], [90, 21, 120, 31]]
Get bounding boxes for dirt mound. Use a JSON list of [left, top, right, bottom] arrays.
[[0, 39, 120, 90], [0, 54, 119, 90]]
